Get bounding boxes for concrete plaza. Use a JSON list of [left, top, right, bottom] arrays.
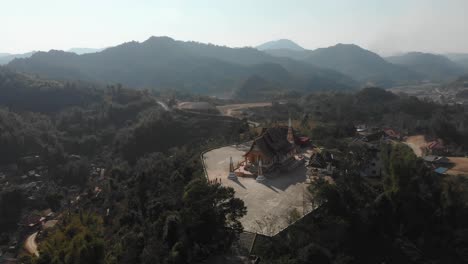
[[203, 144, 314, 236]]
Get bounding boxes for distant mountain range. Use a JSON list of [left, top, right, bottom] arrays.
[[263, 43, 423, 87], [256, 39, 305, 51], [0, 48, 104, 65], [445, 53, 468, 61], [386, 52, 465, 82], [0, 52, 36, 65], [67, 47, 105, 55], [304, 44, 425, 86], [458, 59, 468, 70], [5, 37, 468, 96], [7, 37, 357, 97], [445, 53, 468, 70], [261, 40, 468, 86]]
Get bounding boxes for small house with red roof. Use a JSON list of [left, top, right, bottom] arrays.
[[383, 128, 401, 140], [426, 139, 446, 155]]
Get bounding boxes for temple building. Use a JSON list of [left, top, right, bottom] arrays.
[[244, 126, 295, 166], [243, 118, 303, 175]]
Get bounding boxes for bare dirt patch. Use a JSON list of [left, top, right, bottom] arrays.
[[404, 135, 468, 176], [405, 135, 427, 157], [217, 102, 272, 118], [447, 157, 468, 176]]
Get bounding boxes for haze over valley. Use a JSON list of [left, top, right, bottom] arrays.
[[3, 36, 468, 98]]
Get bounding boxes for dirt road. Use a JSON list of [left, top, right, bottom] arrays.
[[404, 135, 426, 157], [24, 232, 39, 256], [156, 100, 170, 111]]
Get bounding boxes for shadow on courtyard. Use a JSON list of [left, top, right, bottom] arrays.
[[264, 166, 307, 191]]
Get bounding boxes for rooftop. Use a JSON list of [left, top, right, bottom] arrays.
[[246, 127, 294, 158]]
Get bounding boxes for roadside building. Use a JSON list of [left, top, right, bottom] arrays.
[[426, 140, 446, 155], [383, 128, 401, 140], [423, 155, 450, 165], [296, 136, 311, 147], [434, 167, 449, 175], [359, 145, 384, 178]]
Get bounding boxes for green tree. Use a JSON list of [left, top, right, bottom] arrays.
[[36, 213, 104, 264], [180, 179, 246, 261]]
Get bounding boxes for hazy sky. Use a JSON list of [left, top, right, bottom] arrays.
[[1, 0, 468, 55]]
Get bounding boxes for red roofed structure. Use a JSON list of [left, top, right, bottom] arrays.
[[383, 128, 401, 139], [296, 136, 310, 146], [244, 126, 295, 166]]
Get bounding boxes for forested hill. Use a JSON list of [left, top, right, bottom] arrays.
[[7, 37, 357, 97], [0, 67, 249, 264], [264, 43, 425, 87], [0, 67, 102, 112], [387, 52, 466, 82], [0, 68, 246, 164], [256, 39, 305, 51], [0, 51, 35, 65], [303, 44, 423, 87], [445, 53, 468, 71]]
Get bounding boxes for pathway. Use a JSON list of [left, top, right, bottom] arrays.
[[24, 232, 39, 257]]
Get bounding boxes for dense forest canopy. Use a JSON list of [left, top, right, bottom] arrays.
[[0, 68, 248, 165], [0, 68, 251, 263], [1, 65, 468, 264], [0, 67, 101, 112]]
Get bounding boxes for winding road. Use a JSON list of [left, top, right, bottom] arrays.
[[24, 232, 39, 256], [156, 100, 170, 111]]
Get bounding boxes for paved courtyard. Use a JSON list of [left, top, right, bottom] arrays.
[[203, 144, 314, 236]]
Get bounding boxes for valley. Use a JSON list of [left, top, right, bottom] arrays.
[[2, 5, 468, 262]]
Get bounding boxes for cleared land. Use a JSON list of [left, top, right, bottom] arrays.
[[405, 135, 426, 157], [217, 102, 272, 118], [177, 101, 217, 111], [447, 157, 468, 176], [203, 144, 313, 236], [405, 135, 468, 175]]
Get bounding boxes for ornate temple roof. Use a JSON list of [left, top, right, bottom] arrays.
[[245, 126, 294, 158]]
